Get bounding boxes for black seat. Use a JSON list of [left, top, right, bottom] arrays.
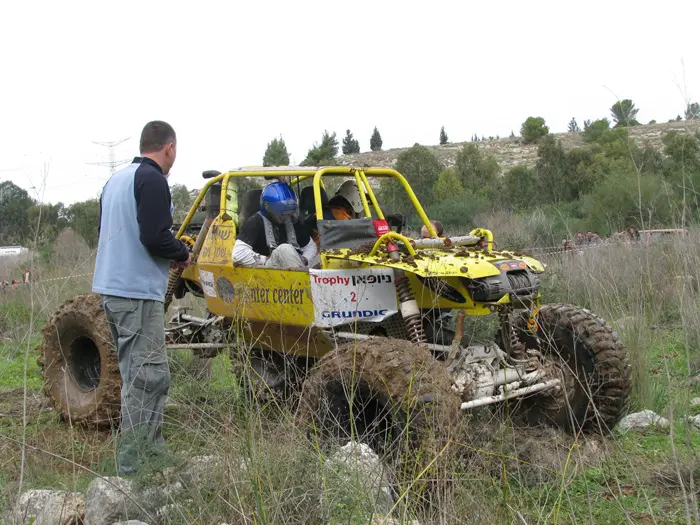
[[298, 186, 329, 226], [238, 189, 263, 231]]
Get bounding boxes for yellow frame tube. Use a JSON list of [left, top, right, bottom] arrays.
[[363, 168, 437, 238], [311, 166, 355, 220], [469, 228, 494, 252], [176, 173, 224, 238], [369, 232, 417, 257], [358, 170, 385, 220], [353, 171, 372, 217]]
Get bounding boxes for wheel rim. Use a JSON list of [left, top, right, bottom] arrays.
[[69, 336, 101, 391]]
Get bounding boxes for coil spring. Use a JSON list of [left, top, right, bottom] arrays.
[[396, 276, 426, 344], [499, 307, 527, 361]]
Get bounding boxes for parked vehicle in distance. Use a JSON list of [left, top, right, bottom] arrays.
[[638, 228, 688, 245]]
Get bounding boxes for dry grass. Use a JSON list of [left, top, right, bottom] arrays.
[[1, 229, 700, 524]]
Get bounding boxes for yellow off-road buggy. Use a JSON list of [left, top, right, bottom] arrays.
[[38, 166, 631, 454]]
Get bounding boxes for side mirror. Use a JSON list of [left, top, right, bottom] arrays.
[[202, 170, 222, 179]]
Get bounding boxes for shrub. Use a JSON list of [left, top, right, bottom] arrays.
[[388, 144, 443, 212], [582, 118, 611, 143], [520, 117, 549, 144], [433, 167, 463, 202], [455, 144, 500, 199]]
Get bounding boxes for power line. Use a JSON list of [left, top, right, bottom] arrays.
[[87, 137, 131, 176]]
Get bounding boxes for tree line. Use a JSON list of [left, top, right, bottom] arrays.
[[3, 99, 697, 255], [0, 182, 101, 254]]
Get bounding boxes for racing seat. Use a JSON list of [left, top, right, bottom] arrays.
[[238, 189, 263, 231], [298, 186, 329, 228]]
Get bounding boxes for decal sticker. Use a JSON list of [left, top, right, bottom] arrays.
[[309, 268, 398, 327], [198, 270, 217, 298], [215, 277, 236, 303]]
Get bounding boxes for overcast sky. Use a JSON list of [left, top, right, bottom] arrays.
[[1, 0, 698, 206]]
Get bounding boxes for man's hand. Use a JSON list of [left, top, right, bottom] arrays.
[[170, 253, 191, 270]]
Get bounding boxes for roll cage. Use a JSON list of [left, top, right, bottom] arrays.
[[176, 166, 443, 258]]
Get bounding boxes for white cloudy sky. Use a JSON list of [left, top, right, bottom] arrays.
[[1, 0, 698, 206]]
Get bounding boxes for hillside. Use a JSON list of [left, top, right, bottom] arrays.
[[337, 120, 700, 171]]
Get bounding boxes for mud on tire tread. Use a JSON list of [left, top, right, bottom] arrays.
[[299, 338, 460, 458], [512, 303, 631, 433], [37, 293, 121, 427]]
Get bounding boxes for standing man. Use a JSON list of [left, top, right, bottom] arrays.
[[92, 121, 190, 476]]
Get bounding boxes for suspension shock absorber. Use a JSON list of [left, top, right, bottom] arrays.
[[164, 215, 214, 312], [498, 305, 528, 362], [387, 241, 426, 345]]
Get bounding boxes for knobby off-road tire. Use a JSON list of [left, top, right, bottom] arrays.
[[299, 338, 461, 462], [37, 293, 121, 427], [510, 304, 631, 434]]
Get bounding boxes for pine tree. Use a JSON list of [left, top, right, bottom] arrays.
[[341, 129, 360, 155], [686, 102, 700, 120], [370, 127, 383, 151], [567, 117, 580, 132], [509, 130, 515, 139], [610, 99, 640, 127], [301, 130, 339, 166], [262, 137, 290, 167], [439, 126, 448, 145]]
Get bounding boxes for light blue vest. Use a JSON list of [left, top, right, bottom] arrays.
[[92, 162, 171, 302]]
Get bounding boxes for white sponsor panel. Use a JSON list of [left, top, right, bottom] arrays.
[[198, 270, 217, 297], [309, 268, 398, 327]]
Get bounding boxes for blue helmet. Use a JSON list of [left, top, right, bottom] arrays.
[[260, 181, 297, 222]]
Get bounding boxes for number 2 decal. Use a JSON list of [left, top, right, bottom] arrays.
[[350, 291, 357, 303]]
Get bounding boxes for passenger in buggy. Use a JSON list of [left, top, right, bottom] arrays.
[[233, 180, 318, 269]]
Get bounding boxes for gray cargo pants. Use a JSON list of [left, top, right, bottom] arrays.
[[101, 295, 171, 476], [264, 243, 307, 269]]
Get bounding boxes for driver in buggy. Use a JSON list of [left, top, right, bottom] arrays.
[[233, 181, 318, 269]]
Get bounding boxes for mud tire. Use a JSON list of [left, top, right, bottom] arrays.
[[37, 293, 121, 427], [510, 304, 631, 434], [299, 338, 461, 460]]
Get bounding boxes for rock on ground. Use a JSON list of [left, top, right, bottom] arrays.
[[690, 397, 700, 407], [112, 521, 149, 525], [617, 410, 670, 431], [9, 489, 84, 525], [176, 455, 222, 486], [325, 441, 394, 513], [84, 477, 168, 525], [688, 415, 700, 430]]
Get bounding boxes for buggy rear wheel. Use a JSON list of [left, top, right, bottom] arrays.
[[38, 293, 121, 427]]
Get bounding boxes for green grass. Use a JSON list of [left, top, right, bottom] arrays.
[[0, 340, 43, 392]]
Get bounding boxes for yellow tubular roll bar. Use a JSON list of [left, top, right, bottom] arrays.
[[175, 166, 443, 251], [354, 171, 372, 217], [358, 170, 385, 220], [176, 173, 224, 238], [369, 232, 417, 257], [363, 168, 437, 238]]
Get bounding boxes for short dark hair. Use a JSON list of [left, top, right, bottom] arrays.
[[431, 220, 444, 236], [139, 121, 176, 154]]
